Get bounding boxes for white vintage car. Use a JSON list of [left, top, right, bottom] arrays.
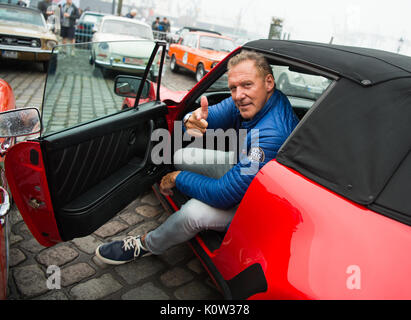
[[90, 16, 160, 80]]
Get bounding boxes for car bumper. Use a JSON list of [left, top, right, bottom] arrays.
[[95, 58, 158, 76], [0, 45, 53, 62]]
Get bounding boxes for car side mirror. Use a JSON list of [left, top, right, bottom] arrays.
[[0, 107, 41, 138], [114, 75, 151, 99]]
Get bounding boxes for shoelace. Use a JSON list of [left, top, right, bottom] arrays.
[[122, 236, 146, 258]]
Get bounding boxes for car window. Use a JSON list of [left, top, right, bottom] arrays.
[[272, 65, 332, 101], [181, 34, 193, 47], [41, 40, 157, 136], [0, 7, 44, 27], [199, 36, 235, 52], [205, 63, 332, 113], [101, 20, 153, 40], [187, 35, 197, 48]]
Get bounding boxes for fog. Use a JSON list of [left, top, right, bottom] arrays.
[[151, 0, 411, 55]]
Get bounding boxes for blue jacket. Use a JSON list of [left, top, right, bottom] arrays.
[[176, 89, 299, 209]]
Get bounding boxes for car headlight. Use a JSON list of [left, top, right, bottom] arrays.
[[46, 40, 58, 49], [99, 42, 109, 50], [31, 39, 40, 47]]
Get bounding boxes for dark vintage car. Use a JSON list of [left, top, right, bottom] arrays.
[[1, 39, 411, 300], [74, 11, 107, 44]]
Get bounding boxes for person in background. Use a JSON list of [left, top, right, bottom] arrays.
[[160, 17, 170, 33], [151, 16, 160, 31], [37, 0, 52, 18], [125, 8, 137, 19], [60, 0, 79, 54]]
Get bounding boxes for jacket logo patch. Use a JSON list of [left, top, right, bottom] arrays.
[[248, 147, 265, 163]]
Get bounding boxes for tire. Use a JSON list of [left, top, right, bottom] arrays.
[[195, 63, 205, 82], [42, 61, 49, 73], [170, 55, 179, 72]]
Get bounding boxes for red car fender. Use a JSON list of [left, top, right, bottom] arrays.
[[5, 141, 61, 247], [211, 160, 411, 299], [0, 79, 15, 112]]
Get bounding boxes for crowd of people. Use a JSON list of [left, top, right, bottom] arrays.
[[36, 0, 172, 45]]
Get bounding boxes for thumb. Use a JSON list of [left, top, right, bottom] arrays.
[[198, 96, 208, 120]]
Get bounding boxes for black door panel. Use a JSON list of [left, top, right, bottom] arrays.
[[39, 102, 169, 240]]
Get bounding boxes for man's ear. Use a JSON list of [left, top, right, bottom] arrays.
[[265, 74, 275, 92]]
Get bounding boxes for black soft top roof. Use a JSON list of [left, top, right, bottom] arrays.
[[244, 39, 411, 86], [243, 40, 411, 226]]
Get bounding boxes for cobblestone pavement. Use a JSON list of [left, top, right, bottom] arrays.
[[1, 57, 223, 300]]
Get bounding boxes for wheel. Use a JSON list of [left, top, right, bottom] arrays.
[[195, 63, 205, 82], [277, 74, 290, 92], [170, 55, 179, 72], [42, 61, 49, 73]]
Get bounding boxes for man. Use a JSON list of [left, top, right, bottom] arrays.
[[95, 51, 299, 264], [151, 16, 160, 31], [160, 17, 170, 33], [60, 0, 78, 52], [125, 8, 137, 19], [37, 0, 52, 18]]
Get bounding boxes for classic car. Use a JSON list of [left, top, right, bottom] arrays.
[[274, 65, 331, 100], [1, 39, 411, 300], [75, 11, 107, 44], [168, 31, 236, 82], [0, 3, 58, 72], [166, 26, 222, 45], [89, 16, 160, 79], [0, 78, 40, 300]]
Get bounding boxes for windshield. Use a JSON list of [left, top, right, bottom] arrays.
[[82, 14, 104, 24], [0, 7, 44, 27], [101, 20, 153, 40], [199, 36, 235, 52]]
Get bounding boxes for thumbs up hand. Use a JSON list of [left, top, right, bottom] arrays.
[[185, 96, 209, 137]]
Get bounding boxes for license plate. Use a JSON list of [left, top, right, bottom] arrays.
[[123, 57, 144, 65], [2, 50, 18, 59]]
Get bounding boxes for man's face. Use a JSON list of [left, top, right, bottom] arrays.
[[228, 60, 274, 120], [66, 0, 72, 4]]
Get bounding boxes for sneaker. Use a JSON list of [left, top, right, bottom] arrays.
[[95, 235, 152, 265]]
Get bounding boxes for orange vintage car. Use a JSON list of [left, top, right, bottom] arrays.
[[168, 31, 236, 82]]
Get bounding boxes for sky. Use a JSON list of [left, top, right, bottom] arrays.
[[153, 0, 411, 55]]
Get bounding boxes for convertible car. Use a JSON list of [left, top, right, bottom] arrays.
[[1, 39, 411, 300]]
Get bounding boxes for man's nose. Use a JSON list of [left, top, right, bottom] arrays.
[[235, 87, 245, 100]]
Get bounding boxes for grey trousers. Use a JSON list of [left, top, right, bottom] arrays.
[[144, 148, 236, 255]]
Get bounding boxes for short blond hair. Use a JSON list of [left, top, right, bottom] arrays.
[[227, 50, 273, 79]]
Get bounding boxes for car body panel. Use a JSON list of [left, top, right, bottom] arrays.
[[4, 141, 61, 247], [0, 4, 58, 63], [211, 160, 411, 299]]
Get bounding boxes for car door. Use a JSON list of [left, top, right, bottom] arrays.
[[4, 40, 171, 247]]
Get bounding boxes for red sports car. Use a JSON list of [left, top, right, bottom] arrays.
[[1, 39, 411, 300]]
